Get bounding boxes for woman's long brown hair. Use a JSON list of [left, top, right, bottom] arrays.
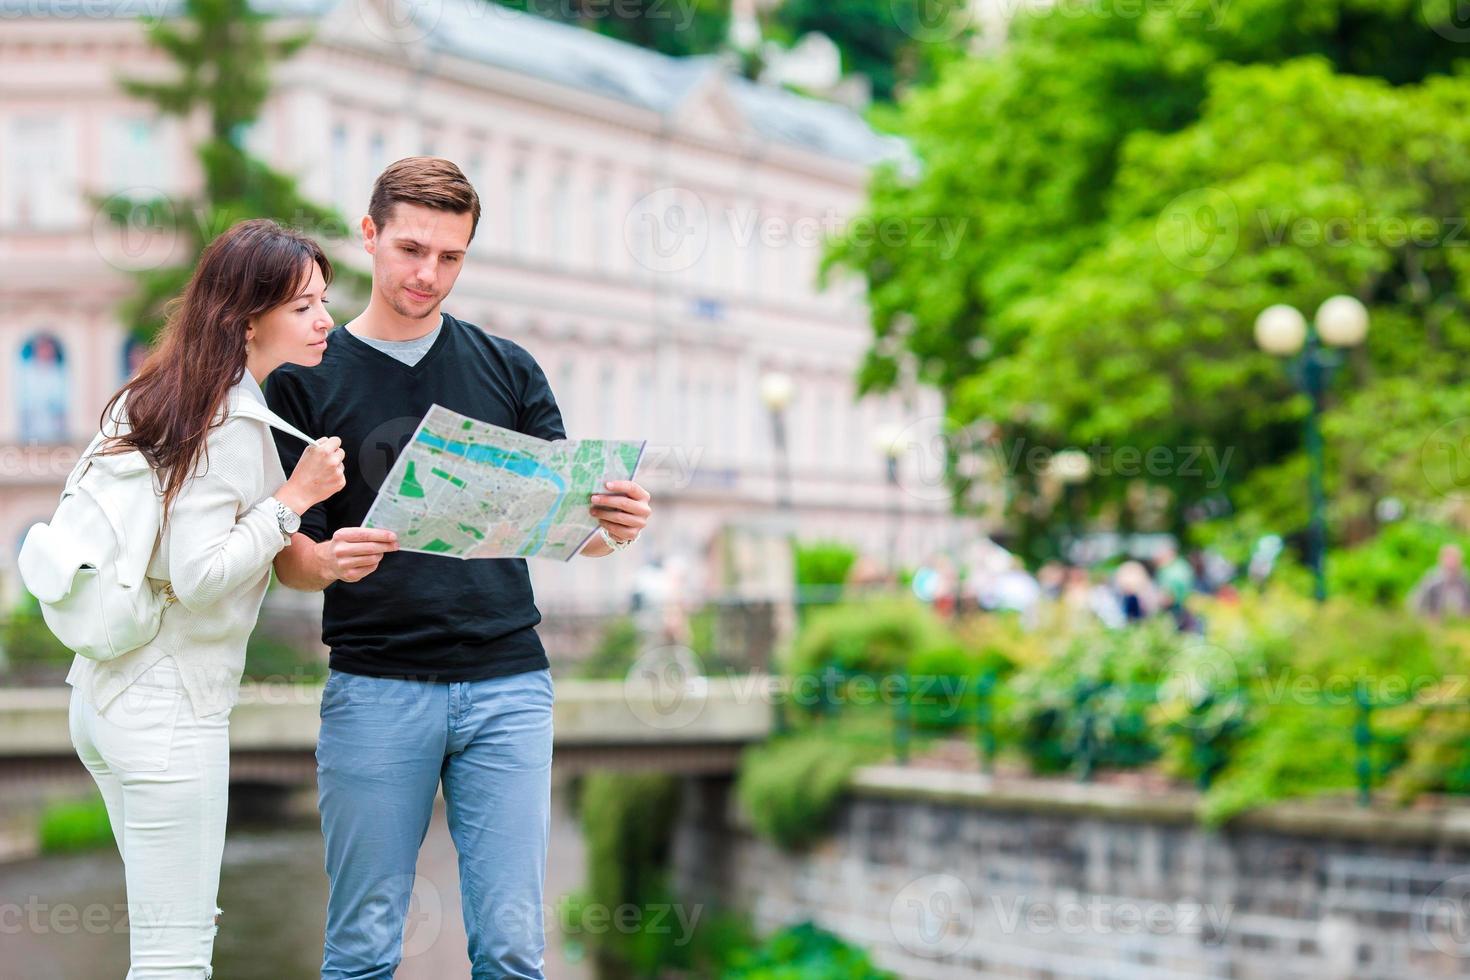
[[99, 218, 332, 524]]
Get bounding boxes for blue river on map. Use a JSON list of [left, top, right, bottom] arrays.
[[417, 429, 568, 554]]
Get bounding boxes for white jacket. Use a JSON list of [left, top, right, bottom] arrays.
[[67, 372, 292, 717]]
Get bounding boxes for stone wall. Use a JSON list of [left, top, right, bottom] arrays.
[[671, 766, 1470, 979]]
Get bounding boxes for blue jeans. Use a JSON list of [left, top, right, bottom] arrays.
[[315, 667, 555, 979]]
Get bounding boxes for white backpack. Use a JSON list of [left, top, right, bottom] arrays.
[[16, 394, 315, 662]]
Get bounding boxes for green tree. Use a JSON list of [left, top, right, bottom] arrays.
[[492, 0, 732, 57], [827, 0, 1470, 558], [767, 0, 971, 102], [113, 0, 365, 341]]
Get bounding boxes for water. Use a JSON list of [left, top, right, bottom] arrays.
[[2, 791, 592, 979]]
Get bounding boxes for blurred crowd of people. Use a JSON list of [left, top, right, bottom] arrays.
[[901, 540, 1240, 634]]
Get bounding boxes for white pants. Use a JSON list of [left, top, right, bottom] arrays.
[[69, 656, 230, 979]]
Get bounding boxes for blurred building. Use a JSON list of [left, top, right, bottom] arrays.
[[0, 0, 982, 619]]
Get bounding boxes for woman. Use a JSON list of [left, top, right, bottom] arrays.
[[67, 218, 347, 978]]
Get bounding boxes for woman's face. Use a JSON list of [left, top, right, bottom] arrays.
[[246, 262, 333, 369]]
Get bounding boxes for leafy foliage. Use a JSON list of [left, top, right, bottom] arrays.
[[736, 721, 890, 850], [1, 595, 73, 676], [1197, 593, 1460, 822], [492, 0, 731, 57], [768, 0, 970, 102], [115, 0, 366, 342], [572, 771, 686, 978], [781, 596, 954, 681], [38, 796, 115, 854], [577, 615, 643, 680], [1327, 520, 1470, 607], [1007, 620, 1174, 775], [722, 921, 896, 979], [828, 0, 1470, 553]]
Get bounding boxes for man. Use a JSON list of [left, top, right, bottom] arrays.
[[1153, 542, 1198, 631], [266, 157, 652, 979], [1411, 543, 1470, 619]]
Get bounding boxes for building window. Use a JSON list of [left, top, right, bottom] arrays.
[[103, 117, 168, 197], [510, 163, 529, 257], [722, 382, 737, 461], [590, 179, 610, 268], [369, 131, 387, 181], [17, 333, 68, 444], [597, 363, 616, 435], [638, 366, 656, 441], [549, 170, 572, 264], [330, 123, 350, 215], [4, 117, 77, 229], [466, 146, 487, 194]]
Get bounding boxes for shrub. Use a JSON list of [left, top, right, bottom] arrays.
[[578, 616, 642, 680], [794, 540, 857, 610], [39, 796, 114, 854], [1380, 680, 1470, 804], [1199, 596, 1458, 823], [736, 727, 889, 851], [572, 771, 685, 979], [1328, 521, 1470, 607], [722, 921, 895, 979], [1, 596, 73, 676], [1006, 620, 1177, 776], [781, 597, 953, 686], [243, 634, 326, 682]]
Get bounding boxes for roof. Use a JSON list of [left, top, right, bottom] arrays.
[[4, 0, 908, 167]]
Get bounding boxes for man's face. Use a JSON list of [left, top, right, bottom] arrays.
[[1443, 546, 1463, 574], [363, 203, 474, 320]]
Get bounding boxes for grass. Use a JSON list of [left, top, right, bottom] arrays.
[[38, 795, 114, 854]]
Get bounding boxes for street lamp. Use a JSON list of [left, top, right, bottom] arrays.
[[1253, 295, 1370, 601], [760, 371, 795, 512], [874, 423, 907, 574], [1048, 448, 1090, 561], [759, 370, 798, 685]]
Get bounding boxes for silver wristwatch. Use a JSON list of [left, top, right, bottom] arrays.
[[598, 526, 635, 552], [271, 497, 301, 539]]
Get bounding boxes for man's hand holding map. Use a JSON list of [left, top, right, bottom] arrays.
[[363, 404, 646, 562]]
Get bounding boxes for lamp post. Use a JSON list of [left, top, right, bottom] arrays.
[[1253, 295, 1370, 602], [760, 371, 795, 513], [759, 370, 796, 686], [874, 423, 907, 576], [1048, 448, 1091, 562]]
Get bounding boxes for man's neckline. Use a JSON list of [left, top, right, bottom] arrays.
[[345, 311, 446, 346], [338, 312, 455, 375]]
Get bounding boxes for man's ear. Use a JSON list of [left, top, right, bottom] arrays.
[[361, 214, 378, 255]]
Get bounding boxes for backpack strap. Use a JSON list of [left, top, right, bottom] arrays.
[[226, 397, 318, 446]]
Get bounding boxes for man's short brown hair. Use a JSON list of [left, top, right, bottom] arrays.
[[367, 156, 481, 241]]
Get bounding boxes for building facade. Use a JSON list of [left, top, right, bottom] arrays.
[[0, 0, 980, 620]]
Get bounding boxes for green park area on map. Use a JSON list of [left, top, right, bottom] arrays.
[[362, 404, 645, 562]]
